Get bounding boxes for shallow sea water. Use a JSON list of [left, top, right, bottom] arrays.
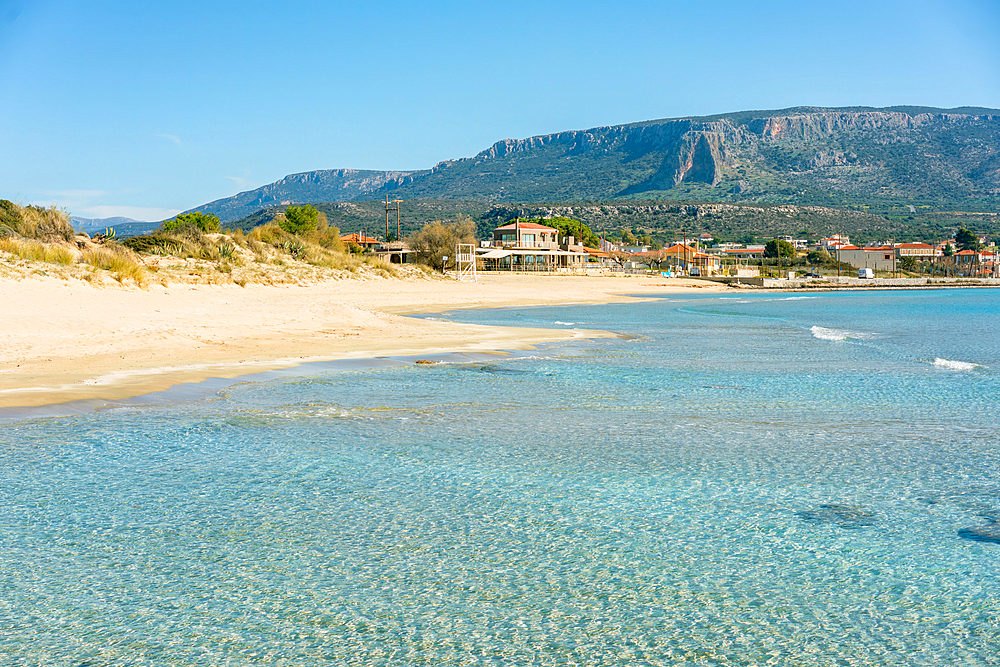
[[2, 289, 998, 665]]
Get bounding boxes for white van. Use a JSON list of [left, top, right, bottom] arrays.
[[858, 268, 874, 279]]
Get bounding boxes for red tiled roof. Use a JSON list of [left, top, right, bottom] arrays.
[[341, 233, 380, 244]]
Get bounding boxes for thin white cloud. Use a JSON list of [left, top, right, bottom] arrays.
[[77, 205, 182, 222], [157, 133, 182, 146]]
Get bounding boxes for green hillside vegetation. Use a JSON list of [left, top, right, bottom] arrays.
[[231, 198, 999, 248]]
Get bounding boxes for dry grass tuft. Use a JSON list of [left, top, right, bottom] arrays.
[[0, 200, 75, 241], [81, 246, 146, 285], [0, 237, 75, 264]]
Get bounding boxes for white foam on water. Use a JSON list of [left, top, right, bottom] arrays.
[[554, 321, 576, 326], [810, 326, 851, 341], [782, 296, 819, 300], [932, 358, 980, 371], [810, 325, 876, 341]]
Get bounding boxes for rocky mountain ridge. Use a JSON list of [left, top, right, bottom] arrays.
[[190, 106, 1000, 222]]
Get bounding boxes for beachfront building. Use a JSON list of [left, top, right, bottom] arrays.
[[478, 220, 590, 272], [836, 245, 896, 272], [374, 240, 416, 264], [340, 233, 381, 249], [819, 235, 850, 252], [895, 243, 939, 262], [720, 245, 767, 261], [779, 236, 809, 250], [660, 243, 722, 275], [950, 249, 997, 277], [583, 247, 616, 268]]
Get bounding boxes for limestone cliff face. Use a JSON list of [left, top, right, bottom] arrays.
[[190, 106, 1000, 222]]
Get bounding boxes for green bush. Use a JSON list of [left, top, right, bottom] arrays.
[[0, 199, 75, 241], [122, 235, 183, 254], [765, 238, 796, 258], [162, 212, 221, 234], [279, 205, 321, 234]]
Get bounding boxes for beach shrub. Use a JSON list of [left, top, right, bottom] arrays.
[[279, 205, 321, 234], [0, 200, 75, 241], [162, 212, 221, 234], [249, 222, 291, 247], [303, 225, 345, 252], [122, 235, 183, 255], [806, 249, 832, 264], [81, 246, 146, 284], [408, 218, 476, 271]]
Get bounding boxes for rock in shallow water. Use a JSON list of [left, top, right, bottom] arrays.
[[958, 515, 1000, 544]]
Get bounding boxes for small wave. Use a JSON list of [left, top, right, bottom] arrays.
[[553, 321, 576, 326], [810, 326, 850, 341], [932, 358, 980, 371], [782, 296, 819, 300], [810, 326, 876, 341]]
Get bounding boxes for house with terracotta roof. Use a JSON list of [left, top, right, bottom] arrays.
[[478, 219, 590, 272], [340, 233, 381, 248], [950, 249, 995, 276], [659, 243, 722, 275], [819, 235, 850, 251], [895, 243, 939, 261]]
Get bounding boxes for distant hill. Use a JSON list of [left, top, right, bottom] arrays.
[[191, 106, 1000, 223], [192, 169, 422, 223], [72, 216, 160, 238]]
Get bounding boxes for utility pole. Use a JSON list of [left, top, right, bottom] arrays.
[[384, 196, 401, 241], [682, 225, 687, 275]]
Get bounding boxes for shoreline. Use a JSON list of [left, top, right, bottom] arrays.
[[0, 273, 724, 411]]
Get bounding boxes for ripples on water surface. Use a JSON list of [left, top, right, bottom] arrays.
[[2, 289, 999, 665]]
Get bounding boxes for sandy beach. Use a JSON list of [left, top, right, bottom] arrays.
[[0, 273, 724, 408]]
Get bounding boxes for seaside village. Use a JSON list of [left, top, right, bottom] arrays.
[[348, 218, 998, 280]]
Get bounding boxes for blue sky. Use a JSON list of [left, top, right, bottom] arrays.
[[1, 0, 998, 221]]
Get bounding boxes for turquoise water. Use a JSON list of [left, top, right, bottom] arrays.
[[2, 289, 999, 665]]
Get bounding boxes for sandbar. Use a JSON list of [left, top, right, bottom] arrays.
[[0, 273, 723, 408]]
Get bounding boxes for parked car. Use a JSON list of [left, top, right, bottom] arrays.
[[858, 268, 874, 279]]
